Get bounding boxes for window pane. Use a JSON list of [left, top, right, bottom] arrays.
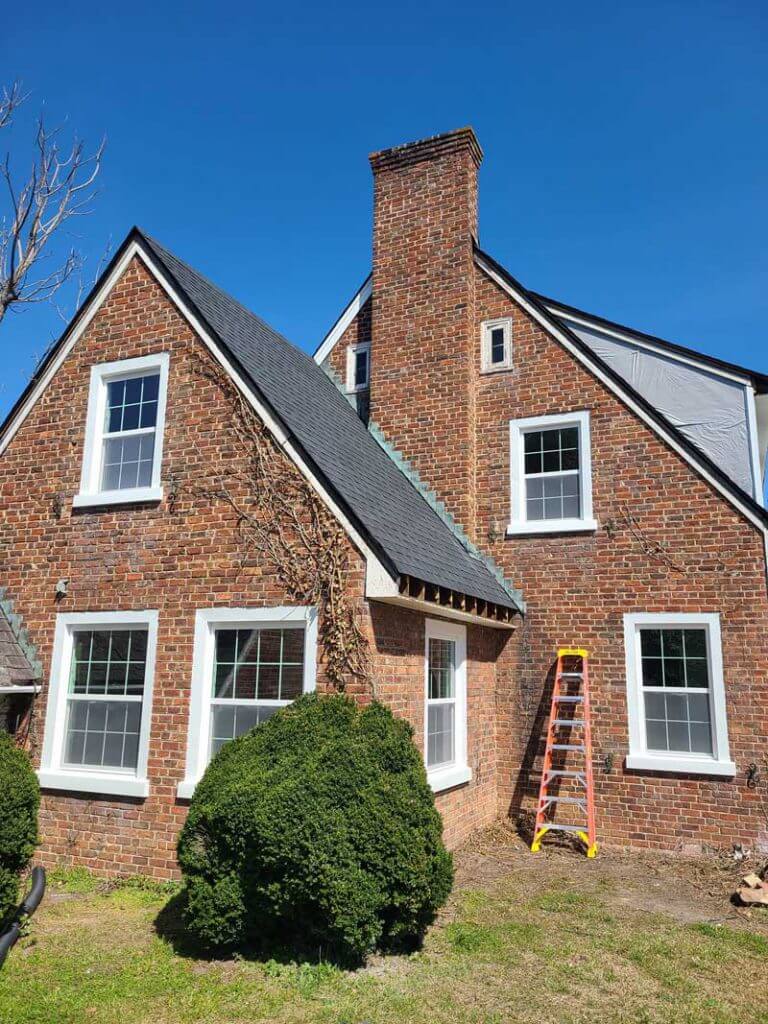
[[664, 659, 685, 687], [210, 703, 277, 757], [525, 452, 543, 474], [427, 703, 455, 768], [101, 434, 156, 491], [684, 630, 707, 658], [527, 472, 580, 521], [641, 630, 662, 657], [64, 698, 141, 770], [645, 718, 668, 751], [70, 629, 147, 698], [490, 327, 506, 364], [105, 373, 159, 435], [211, 626, 306, 715], [354, 349, 369, 387], [428, 638, 455, 699]]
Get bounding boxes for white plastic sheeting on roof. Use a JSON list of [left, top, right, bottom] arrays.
[[557, 315, 760, 499]]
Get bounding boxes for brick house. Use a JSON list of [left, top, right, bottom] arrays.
[[1, 127, 767, 877]]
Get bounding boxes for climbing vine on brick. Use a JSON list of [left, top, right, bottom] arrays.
[[190, 356, 371, 695]]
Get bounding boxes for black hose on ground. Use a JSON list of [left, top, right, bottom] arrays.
[[0, 867, 46, 969]]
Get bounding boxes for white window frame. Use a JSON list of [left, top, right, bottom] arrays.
[[346, 342, 370, 394], [481, 317, 513, 373], [178, 606, 318, 799], [623, 612, 735, 776], [507, 409, 597, 536], [38, 610, 159, 797], [424, 618, 471, 793], [73, 353, 170, 508]]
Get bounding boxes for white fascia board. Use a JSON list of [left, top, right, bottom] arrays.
[[0, 239, 397, 597], [475, 253, 768, 538], [314, 277, 372, 365]]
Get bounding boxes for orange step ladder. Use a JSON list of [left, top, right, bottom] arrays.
[[531, 648, 597, 858]]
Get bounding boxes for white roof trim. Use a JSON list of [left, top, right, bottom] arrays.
[[0, 239, 392, 588], [475, 252, 768, 537], [314, 277, 372, 365]]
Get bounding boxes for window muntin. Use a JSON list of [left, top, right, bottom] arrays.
[[508, 411, 595, 534], [426, 637, 456, 769], [39, 612, 158, 797], [209, 626, 305, 757], [639, 628, 712, 756], [481, 318, 512, 372], [101, 374, 159, 491], [523, 426, 581, 521], [75, 354, 169, 508]]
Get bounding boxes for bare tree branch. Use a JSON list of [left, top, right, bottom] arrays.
[[0, 82, 105, 326]]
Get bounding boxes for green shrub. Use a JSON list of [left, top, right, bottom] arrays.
[[0, 733, 39, 925], [177, 694, 453, 963]]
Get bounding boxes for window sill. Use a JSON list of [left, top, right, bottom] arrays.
[[73, 486, 163, 509], [480, 363, 513, 375], [506, 518, 598, 537], [428, 764, 472, 793], [625, 754, 736, 777], [38, 769, 150, 798], [176, 777, 199, 800]]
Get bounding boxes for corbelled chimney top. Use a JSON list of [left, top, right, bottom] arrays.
[[369, 126, 483, 173]]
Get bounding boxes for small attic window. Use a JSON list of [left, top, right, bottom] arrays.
[[481, 318, 512, 373], [346, 342, 370, 393]]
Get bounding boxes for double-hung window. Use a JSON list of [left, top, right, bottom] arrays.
[[178, 607, 318, 798], [481, 318, 512, 372], [508, 411, 596, 535], [39, 611, 158, 797], [424, 619, 470, 793], [624, 613, 735, 776], [74, 353, 170, 508]]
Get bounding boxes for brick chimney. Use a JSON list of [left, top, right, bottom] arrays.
[[368, 128, 483, 539]]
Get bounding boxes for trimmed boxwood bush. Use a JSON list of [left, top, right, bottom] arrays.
[[177, 693, 453, 963], [0, 733, 39, 926]]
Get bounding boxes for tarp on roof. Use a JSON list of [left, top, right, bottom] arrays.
[[557, 316, 759, 499]]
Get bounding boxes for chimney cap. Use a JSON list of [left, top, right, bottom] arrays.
[[369, 127, 483, 173]]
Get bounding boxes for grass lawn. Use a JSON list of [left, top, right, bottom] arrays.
[[1, 828, 767, 1024]]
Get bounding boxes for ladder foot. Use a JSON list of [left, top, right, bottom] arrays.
[[530, 826, 549, 853], [586, 842, 598, 859]]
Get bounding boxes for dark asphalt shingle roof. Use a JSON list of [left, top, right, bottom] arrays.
[[140, 232, 521, 612], [0, 603, 38, 688]]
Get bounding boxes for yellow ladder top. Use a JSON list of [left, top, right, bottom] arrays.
[[557, 647, 589, 658]]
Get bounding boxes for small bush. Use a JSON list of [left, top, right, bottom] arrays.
[[0, 733, 39, 925], [177, 694, 453, 963]]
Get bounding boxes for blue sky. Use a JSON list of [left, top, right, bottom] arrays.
[[1, 0, 766, 420]]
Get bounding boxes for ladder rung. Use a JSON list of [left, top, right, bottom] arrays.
[[541, 823, 587, 834], [559, 672, 584, 678], [551, 743, 585, 751], [554, 696, 583, 702], [544, 770, 585, 779], [553, 719, 584, 727], [542, 796, 586, 806]]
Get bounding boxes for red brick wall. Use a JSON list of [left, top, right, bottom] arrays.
[[368, 130, 481, 539], [471, 266, 768, 851], [0, 256, 505, 876], [325, 143, 768, 852]]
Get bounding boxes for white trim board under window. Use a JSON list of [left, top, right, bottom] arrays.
[[73, 353, 170, 508], [424, 618, 471, 793], [39, 610, 159, 797], [177, 606, 318, 799], [481, 318, 513, 373], [507, 410, 596, 536], [346, 341, 370, 393], [623, 612, 735, 776]]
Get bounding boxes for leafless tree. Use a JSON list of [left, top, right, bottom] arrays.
[[0, 81, 104, 326]]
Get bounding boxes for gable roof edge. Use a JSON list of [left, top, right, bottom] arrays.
[[314, 275, 372, 364], [474, 245, 768, 537]]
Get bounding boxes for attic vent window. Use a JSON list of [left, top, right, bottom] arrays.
[[346, 342, 370, 393], [481, 318, 512, 372]]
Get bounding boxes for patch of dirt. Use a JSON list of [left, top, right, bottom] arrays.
[[453, 822, 768, 931]]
